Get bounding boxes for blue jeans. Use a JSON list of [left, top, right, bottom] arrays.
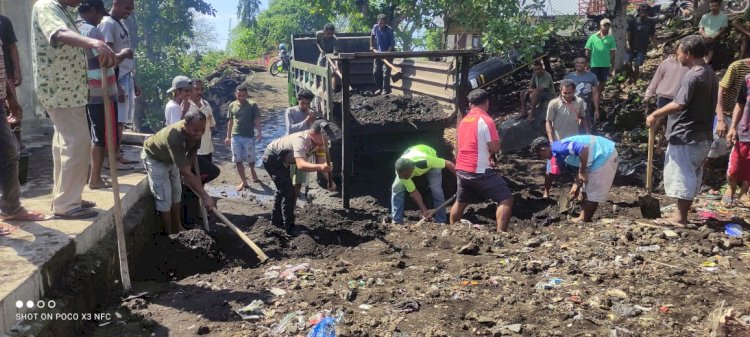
[[391, 168, 446, 224]]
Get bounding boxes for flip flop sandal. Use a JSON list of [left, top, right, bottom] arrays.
[[55, 207, 98, 220], [0, 224, 18, 236], [89, 181, 112, 190], [1, 210, 51, 222], [81, 200, 97, 208], [720, 196, 736, 208]]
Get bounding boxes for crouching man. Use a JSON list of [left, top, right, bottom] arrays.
[[142, 110, 215, 234], [262, 120, 336, 233], [392, 144, 456, 224], [450, 89, 514, 232], [532, 135, 618, 222]]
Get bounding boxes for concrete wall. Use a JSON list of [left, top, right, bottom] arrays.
[[1, 0, 45, 131]]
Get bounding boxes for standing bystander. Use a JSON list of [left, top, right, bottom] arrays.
[[0, 15, 23, 149], [645, 35, 718, 226], [32, 0, 116, 219], [564, 56, 600, 123], [698, 0, 729, 64], [370, 14, 395, 95], [585, 18, 616, 107], [225, 84, 262, 191]]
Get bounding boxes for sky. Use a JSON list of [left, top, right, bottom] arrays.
[[201, 0, 270, 50]]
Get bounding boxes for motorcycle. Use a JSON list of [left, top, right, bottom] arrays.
[[651, 0, 694, 29], [269, 53, 291, 77]]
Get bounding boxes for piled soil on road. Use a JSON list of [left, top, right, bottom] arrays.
[[204, 59, 268, 118], [349, 93, 451, 127]]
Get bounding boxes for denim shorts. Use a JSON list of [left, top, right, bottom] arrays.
[[231, 135, 256, 163], [624, 50, 647, 66]]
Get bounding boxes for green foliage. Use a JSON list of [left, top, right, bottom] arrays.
[[228, 0, 330, 59], [237, 0, 262, 27], [134, 0, 216, 131]]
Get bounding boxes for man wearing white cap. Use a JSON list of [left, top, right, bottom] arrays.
[[585, 18, 617, 114], [165, 75, 193, 126]]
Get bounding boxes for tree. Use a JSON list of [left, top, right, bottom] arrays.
[[132, 0, 216, 131], [237, 0, 262, 27], [190, 15, 218, 53], [228, 0, 330, 58]]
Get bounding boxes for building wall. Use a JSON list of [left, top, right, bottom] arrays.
[[1, 0, 43, 130]]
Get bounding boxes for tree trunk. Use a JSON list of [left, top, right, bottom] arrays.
[[694, 0, 710, 25], [606, 0, 629, 71]]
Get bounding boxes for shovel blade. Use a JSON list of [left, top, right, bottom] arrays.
[[639, 194, 661, 219], [558, 195, 570, 214], [391, 71, 403, 83]]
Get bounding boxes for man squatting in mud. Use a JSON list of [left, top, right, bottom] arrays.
[[142, 110, 215, 234], [263, 120, 337, 233]]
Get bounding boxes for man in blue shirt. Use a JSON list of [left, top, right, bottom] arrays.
[[370, 14, 395, 95], [532, 135, 618, 222]]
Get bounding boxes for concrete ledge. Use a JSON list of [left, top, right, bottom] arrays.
[[0, 172, 148, 335], [121, 131, 152, 146]]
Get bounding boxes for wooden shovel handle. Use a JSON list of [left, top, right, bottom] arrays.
[[646, 126, 655, 195]]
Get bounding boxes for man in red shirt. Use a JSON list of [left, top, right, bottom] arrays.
[[450, 89, 514, 232]]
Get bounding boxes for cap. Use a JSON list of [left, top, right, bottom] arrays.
[[600, 18, 612, 26], [78, 0, 107, 14], [394, 158, 414, 174], [638, 3, 650, 9], [167, 76, 192, 93]]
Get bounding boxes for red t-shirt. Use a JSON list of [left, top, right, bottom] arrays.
[[456, 107, 499, 173]]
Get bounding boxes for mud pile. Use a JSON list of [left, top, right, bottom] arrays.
[[131, 229, 227, 281], [204, 59, 265, 118], [349, 93, 452, 129]]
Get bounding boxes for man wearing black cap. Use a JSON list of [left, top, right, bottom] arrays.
[[77, 0, 133, 189], [262, 120, 336, 232]]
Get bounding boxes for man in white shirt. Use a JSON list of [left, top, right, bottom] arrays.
[[165, 76, 192, 125], [99, 0, 139, 164], [188, 79, 219, 183]]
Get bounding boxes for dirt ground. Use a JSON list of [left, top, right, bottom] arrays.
[[84, 57, 750, 337]]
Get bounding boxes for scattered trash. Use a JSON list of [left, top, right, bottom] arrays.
[[458, 243, 480, 255], [658, 306, 670, 314], [636, 245, 661, 252], [504, 323, 523, 333], [698, 211, 718, 220], [271, 311, 300, 335], [270, 288, 287, 296], [392, 299, 420, 312], [663, 229, 679, 238], [307, 316, 338, 337], [611, 302, 642, 317], [725, 224, 743, 238], [121, 292, 149, 302], [459, 219, 472, 226], [535, 277, 564, 290], [461, 280, 479, 286], [701, 261, 719, 273], [472, 224, 483, 230], [605, 289, 628, 299], [235, 300, 264, 320], [347, 280, 366, 289], [358, 304, 372, 310], [569, 295, 582, 304], [280, 263, 310, 280]]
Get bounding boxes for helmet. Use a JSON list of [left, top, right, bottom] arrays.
[[279, 43, 287, 51]]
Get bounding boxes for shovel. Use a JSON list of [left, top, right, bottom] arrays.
[[559, 194, 571, 214], [415, 194, 456, 226], [639, 127, 661, 219], [382, 59, 404, 83]]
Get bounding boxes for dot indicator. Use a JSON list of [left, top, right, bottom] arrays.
[[26, 301, 34, 309], [15, 301, 22, 308]]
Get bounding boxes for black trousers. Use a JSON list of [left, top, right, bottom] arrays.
[[181, 153, 220, 225], [373, 58, 392, 93], [263, 151, 295, 228]]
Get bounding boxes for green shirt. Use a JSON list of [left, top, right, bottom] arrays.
[[531, 71, 555, 96], [31, 0, 88, 109], [143, 120, 200, 168], [699, 12, 728, 37], [397, 145, 446, 193], [584, 33, 617, 68], [228, 100, 259, 137]]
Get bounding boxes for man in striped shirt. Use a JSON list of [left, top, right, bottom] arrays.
[[711, 58, 750, 163], [450, 89, 514, 232]]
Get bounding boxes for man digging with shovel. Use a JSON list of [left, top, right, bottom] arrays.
[[391, 144, 456, 225], [142, 110, 215, 234], [532, 135, 618, 223]]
